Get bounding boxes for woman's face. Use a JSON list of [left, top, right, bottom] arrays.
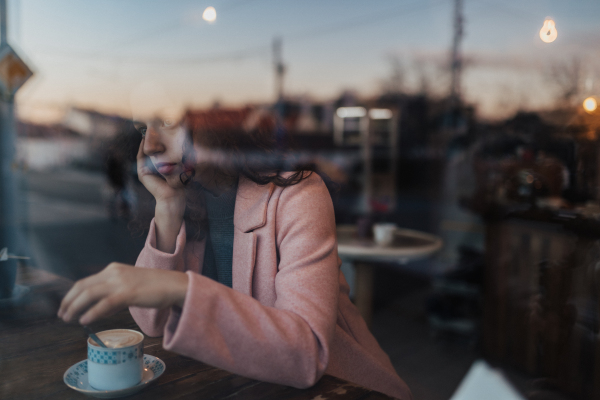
[[135, 117, 190, 188]]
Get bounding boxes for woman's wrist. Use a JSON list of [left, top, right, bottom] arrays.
[[154, 201, 185, 254], [171, 271, 189, 308], [155, 197, 185, 219]]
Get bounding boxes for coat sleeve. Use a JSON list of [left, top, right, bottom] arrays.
[[129, 219, 204, 337], [161, 174, 340, 389]]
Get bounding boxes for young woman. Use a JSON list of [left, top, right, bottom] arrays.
[[58, 113, 412, 400]]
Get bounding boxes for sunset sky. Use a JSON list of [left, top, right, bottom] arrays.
[[9, 0, 600, 123]]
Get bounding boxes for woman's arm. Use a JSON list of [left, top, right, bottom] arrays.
[[125, 140, 191, 334], [128, 218, 204, 337], [58, 174, 340, 388], [57, 262, 188, 326], [57, 218, 204, 337]]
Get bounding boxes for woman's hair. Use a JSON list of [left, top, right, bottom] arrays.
[[182, 111, 322, 190]]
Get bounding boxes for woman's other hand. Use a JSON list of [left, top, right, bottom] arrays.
[[136, 137, 185, 207], [57, 263, 189, 325]]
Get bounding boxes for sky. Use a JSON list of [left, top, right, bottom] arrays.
[[8, 0, 600, 123]]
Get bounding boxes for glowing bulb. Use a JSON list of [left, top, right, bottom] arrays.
[[202, 6, 217, 23], [583, 97, 598, 113], [539, 18, 557, 43]]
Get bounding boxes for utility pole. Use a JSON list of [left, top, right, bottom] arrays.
[[272, 36, 286, 148], [0, 0, 33, 299], [449, 0, 464, 104], [273, 36, 285, 103], [0, 0, 6, 47]]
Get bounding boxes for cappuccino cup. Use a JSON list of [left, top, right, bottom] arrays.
[[87, 329, 144, 391]]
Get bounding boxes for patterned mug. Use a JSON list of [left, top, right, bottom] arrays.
[[87, 329, 144, 391]]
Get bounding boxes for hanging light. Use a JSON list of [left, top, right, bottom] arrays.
[[539, 18, 557, 43], [202, 6, 217, 23]]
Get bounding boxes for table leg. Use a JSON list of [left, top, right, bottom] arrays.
[[354, 262, 374, 327]]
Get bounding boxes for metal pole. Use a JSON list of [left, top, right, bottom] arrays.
[[0, 0, 6, 46], [0, 0, 23, 298], [273, 36, 284, 102], [389, 112, 400, 212], [272, 36, 285, 148], [360, 115, 371, 214], [450, 0, 463, 104]]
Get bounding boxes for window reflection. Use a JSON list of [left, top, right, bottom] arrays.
[[1, 1, 599, 399]]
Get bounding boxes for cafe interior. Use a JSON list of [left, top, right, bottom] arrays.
[[2, 1, 600, 399]]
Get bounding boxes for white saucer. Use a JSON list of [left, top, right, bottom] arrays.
[[64, 354, 165, 398]]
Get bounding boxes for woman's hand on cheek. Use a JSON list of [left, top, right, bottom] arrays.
[[57, 263, 189, 325], [136, 138, 186, 209]]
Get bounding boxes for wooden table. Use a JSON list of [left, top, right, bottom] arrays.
[[0, 265, 394, 399], [337, 225, 443, 326]]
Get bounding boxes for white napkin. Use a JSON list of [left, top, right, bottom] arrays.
[[450, 360, 525, 400]]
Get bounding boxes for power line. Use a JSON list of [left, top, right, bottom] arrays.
[[103, 0, 264, 50], [287, 0, 448, 44], [470, 0, 542, 22], [33, 0, 449, 66], [34, 0, 267, 64], [36, 44, 270, 65]]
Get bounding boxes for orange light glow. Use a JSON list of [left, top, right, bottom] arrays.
[[202, 6, 217, 23], [583, 97, 598, 113], [540, 19, 557, 43]]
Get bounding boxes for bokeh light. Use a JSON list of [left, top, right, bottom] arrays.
[[202, 6, 217, 23], [583, 97, 598, 113], [539, 18, 557, 43], [336, 107, 367, 118]]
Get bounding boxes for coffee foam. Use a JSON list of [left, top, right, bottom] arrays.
[[89, 329, 143, 349]]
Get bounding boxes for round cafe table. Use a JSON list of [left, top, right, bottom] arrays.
[[336, 224, 443, 326]]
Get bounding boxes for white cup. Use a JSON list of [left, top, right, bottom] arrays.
[[373, 223, 397, 247], [87, 329, 144, 391]]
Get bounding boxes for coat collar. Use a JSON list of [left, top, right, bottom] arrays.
[[233, 176, 275, 232]]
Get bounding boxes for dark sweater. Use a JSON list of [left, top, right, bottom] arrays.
[[201, 184, 236, 288]]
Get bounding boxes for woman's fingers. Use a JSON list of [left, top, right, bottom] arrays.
[[58, 263, 127, 322], [136, 138, 148, 175], [60, 281, 113, 323], [136, 137, 145, 162], [136, 137, 174, 198], [136, 138, 153, 179], [79, 295, 126, 325], [58, 274, 102, 320], [58, 264, 189, 325]]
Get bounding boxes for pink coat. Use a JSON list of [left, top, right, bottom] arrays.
[[130, 173, 412, 399]]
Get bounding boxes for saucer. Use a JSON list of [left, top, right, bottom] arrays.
[[64, 354, 165, 398]]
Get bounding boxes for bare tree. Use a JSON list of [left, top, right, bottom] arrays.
[[545, 57, 582, 106], [413, 58, 431, 96], [380, 54, 406, 95]]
